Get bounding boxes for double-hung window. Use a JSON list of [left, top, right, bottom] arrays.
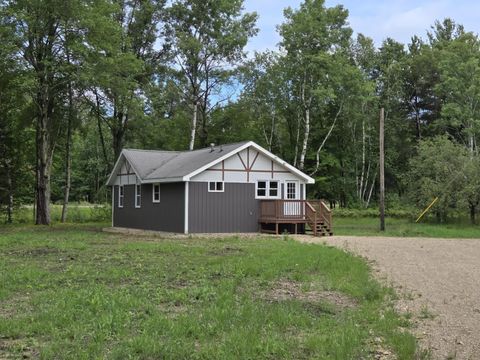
[[256, 180, 280, 199], [208, 181, 224, 192], [118, 185, 124, 208], [135, 184, 142, 208], [152, 183, 160, 203]]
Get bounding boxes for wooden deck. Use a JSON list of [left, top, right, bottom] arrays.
[[259, 200, 333, 236]]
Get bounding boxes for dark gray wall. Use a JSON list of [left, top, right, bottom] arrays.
[[113, 183, 184, 232], [188, 182, 259, 233]]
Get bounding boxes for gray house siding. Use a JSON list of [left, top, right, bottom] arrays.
[[188, 182, 259, 233], [113, 182, 184, 232]]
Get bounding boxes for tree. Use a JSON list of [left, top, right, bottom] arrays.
[[165, 0, 257, 150], [90, 0, 167, 161], [0, 18, 32, 223], [278, 0, 352, 170], [434, 25, 480, 154], [5, 0, 76, 224], [407, 136, 473, 222]]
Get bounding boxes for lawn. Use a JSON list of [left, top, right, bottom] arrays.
[[334, 217, 480, 238], [0, 224, 421, 359]]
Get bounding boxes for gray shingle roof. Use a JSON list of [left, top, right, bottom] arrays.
[[123, 141, 250, 181]]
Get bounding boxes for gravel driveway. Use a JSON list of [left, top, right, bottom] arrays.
[[295, 235, 480, 359]]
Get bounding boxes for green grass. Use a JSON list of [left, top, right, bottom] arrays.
[[334, 217, 480, 238], [0, 224, 422, 359], [6, 204, 111, 224]]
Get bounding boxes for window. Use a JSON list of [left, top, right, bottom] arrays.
[[269, 181, 279, 197], [256, 180, 280, 199], [135, 184, 141, 208], [152, 183, 160, 203], [118, 186, 124, 208], [286, 182, 296, 199], [208, 181, 224, 192]]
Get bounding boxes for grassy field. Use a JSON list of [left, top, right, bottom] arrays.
[[6, 204, 111, 224], [0, 224, 422, 359], [334, 217, 480, 238]]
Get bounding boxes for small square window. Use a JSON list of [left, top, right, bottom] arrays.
[[269, 181, 279, 197], [208, 181, 224, 192]]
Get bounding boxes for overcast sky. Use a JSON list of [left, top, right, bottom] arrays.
[[243, 0, 480, 53]]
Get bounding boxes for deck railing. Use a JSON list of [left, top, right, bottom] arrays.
[[259, 199, 332, 235]]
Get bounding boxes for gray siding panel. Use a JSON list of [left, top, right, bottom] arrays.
[[113, 183, 184, 232], [188, 182, 259, 233]]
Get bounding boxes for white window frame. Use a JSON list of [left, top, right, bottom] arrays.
[[284, 180, 300, 200], [255, 180, 281, 199], [152, 183, 160, 203], [118, 185, 124, 208], [135, 184, 141, 208], [208, 181, 224, 193]]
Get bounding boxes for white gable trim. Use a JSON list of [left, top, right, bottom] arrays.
[[183, 141, 315, 184], [106, 151, 142, 186]]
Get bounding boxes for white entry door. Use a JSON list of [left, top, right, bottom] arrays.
[[284, 181, 300, 216]]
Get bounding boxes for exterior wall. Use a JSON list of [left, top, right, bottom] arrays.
[[113, 182, 184, 232], [188, 182, 259, 233]]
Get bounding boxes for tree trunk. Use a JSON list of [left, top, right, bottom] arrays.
[[293, 113, 301, 167], [61, 80, 74, 223], [299, 108, 310, 170], [414, 94, 421, 140], [470, 202, 477, 224], [35, 113, 52, 225], [112, 123, 125, 161], [35, 80, 53, 225], [310, 103, 343, 176], [94, 90, 109, 166], [6, 164, 13, 224], [359, 117, 366, 200], [189, 101, 198, 151]]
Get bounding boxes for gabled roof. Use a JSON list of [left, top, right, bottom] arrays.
[[106, 141, 315, 185]]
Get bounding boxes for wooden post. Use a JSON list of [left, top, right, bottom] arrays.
[[379, 108, 385, 231]]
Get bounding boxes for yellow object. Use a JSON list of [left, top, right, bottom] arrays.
[[415, 197, 439, 223]]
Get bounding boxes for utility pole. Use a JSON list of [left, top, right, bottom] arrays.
[[379, 107, 385, 231]]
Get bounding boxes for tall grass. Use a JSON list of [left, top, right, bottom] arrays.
[[5, 203, 111, 224]]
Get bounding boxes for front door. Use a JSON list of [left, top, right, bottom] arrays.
[[284, 181, 300, 216]]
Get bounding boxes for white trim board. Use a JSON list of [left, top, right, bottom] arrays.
[[184, 181, 189, 234]]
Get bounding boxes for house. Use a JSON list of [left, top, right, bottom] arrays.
[[106, 141, 333, 235]]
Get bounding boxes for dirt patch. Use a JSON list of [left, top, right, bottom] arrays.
[[4, 247, 63, 257], [0, 337, 39, 359], [207, 246, 244, 256], [0, 294, 33, 319], [296, 235, 480, 359], [262, 280, 357, 311]]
